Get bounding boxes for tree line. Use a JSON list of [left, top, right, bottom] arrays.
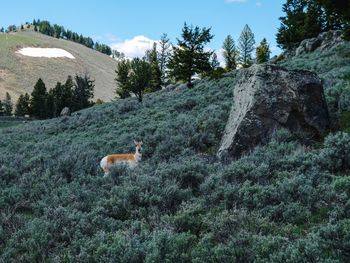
[[115, 23, 271, 102], [1, 74, 95, 119], [277, 0, 350, 50], [3, 20, 113, 56], [32, 19, 113, 55]]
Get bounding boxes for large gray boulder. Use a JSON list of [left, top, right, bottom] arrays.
[[217, 64, 330, 159]]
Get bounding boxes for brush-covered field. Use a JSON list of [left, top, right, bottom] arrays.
[[1, 64, 350, 262]]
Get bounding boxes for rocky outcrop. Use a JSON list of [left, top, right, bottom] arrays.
[[217, 64, 330, 160], [296, 30, 344, 56], [60, 107, 71, 117]]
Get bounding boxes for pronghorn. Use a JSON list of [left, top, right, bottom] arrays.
[[100, 141, 143, 176]]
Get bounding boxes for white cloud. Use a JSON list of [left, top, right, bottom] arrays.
[[215, 49, 226, 67], [111, 35, 157, 58], [225, 0, 247, 3]]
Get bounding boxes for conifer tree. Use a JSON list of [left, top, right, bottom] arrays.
[[256, 38, 271, 64], [222, 35, 238, 71], [3, 92, 13, 116], [115, 59, 131, 99], [31, 78, 48, 119], [51, 80, 73, 117], [0, 100, 4, 116], [210, 53, 220, 70], [304, 1, 324, 38], [146, 43, 162, 92], [158, 33, 171, 86], [238, 24, 255, 68], [318, 0, 350, 39], [277, 0, 325, 50], [15, 93, 30, 117], [168, 23, 213, 87], [71, 74, 95, 111], [46, 89, 55, 118], [204, 52, 226, 79], [128, 58, 152, 102], [53, 24, 63, 38], [61, 76, 74, 110]]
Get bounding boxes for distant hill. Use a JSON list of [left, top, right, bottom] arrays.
[[0, 31, 118, 102]]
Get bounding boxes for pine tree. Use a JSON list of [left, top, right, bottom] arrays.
[[7, 25, 16, 32], [112, 50, 125, 60], [3, 92, 13, 116], [61, 76, 74, 111], [0, 100, 4, 116], [0, 27, 4, 33], [146, 43, 162, 92], [46, 89, 55, 118], [53, 24, 63, 38], [318, 0, 350, 39], [276, 0, 325, 50], [238, 24, 255, 68], [71, 74, 95, 111], [204, 52, 226, 79], [304, 1, 324, 38], [128, 58, 152, 102], [38, 21, 54, 36], [168, 23, 213, 87], [15, 93, 30, 117], [256, 38, 271, 64], [222, 35, 238, 71], [31, 78, 48, 119], [158, 33, 171, 86], [277, 0, 308, 50], [34, 25, 37, 32], [115, 59, 132, 99], [50, 81, 73, 117], [210, 53, 220, 70], [51, 83, 62, 117]]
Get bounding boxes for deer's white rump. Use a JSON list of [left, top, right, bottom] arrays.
[[100, 141, 142, 176]]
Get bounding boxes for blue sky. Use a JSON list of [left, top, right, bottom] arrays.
[[1, 0, 285, 61]]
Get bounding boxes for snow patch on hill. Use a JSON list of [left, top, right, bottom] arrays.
[[16, 47, 75, 59]]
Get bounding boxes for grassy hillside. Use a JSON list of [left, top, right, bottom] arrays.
[[0, 31, 118, 102], [1, 64, 350, 262]]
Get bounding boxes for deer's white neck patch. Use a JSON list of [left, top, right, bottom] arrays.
[[134, 152, 142, 162], [16, 47, 75, 59]]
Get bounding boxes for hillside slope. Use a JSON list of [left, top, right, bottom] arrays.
[[0, 31, 118, 101], [1, 63, 350, 262]]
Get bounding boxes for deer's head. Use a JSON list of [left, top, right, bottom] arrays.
[[134, 140, 143, 155]]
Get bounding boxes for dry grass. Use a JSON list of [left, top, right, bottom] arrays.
[[0, 31, 118, 102]]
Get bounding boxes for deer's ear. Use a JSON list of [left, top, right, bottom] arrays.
[[134, 140, 137, 145], [140, 141, 143, 146]]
